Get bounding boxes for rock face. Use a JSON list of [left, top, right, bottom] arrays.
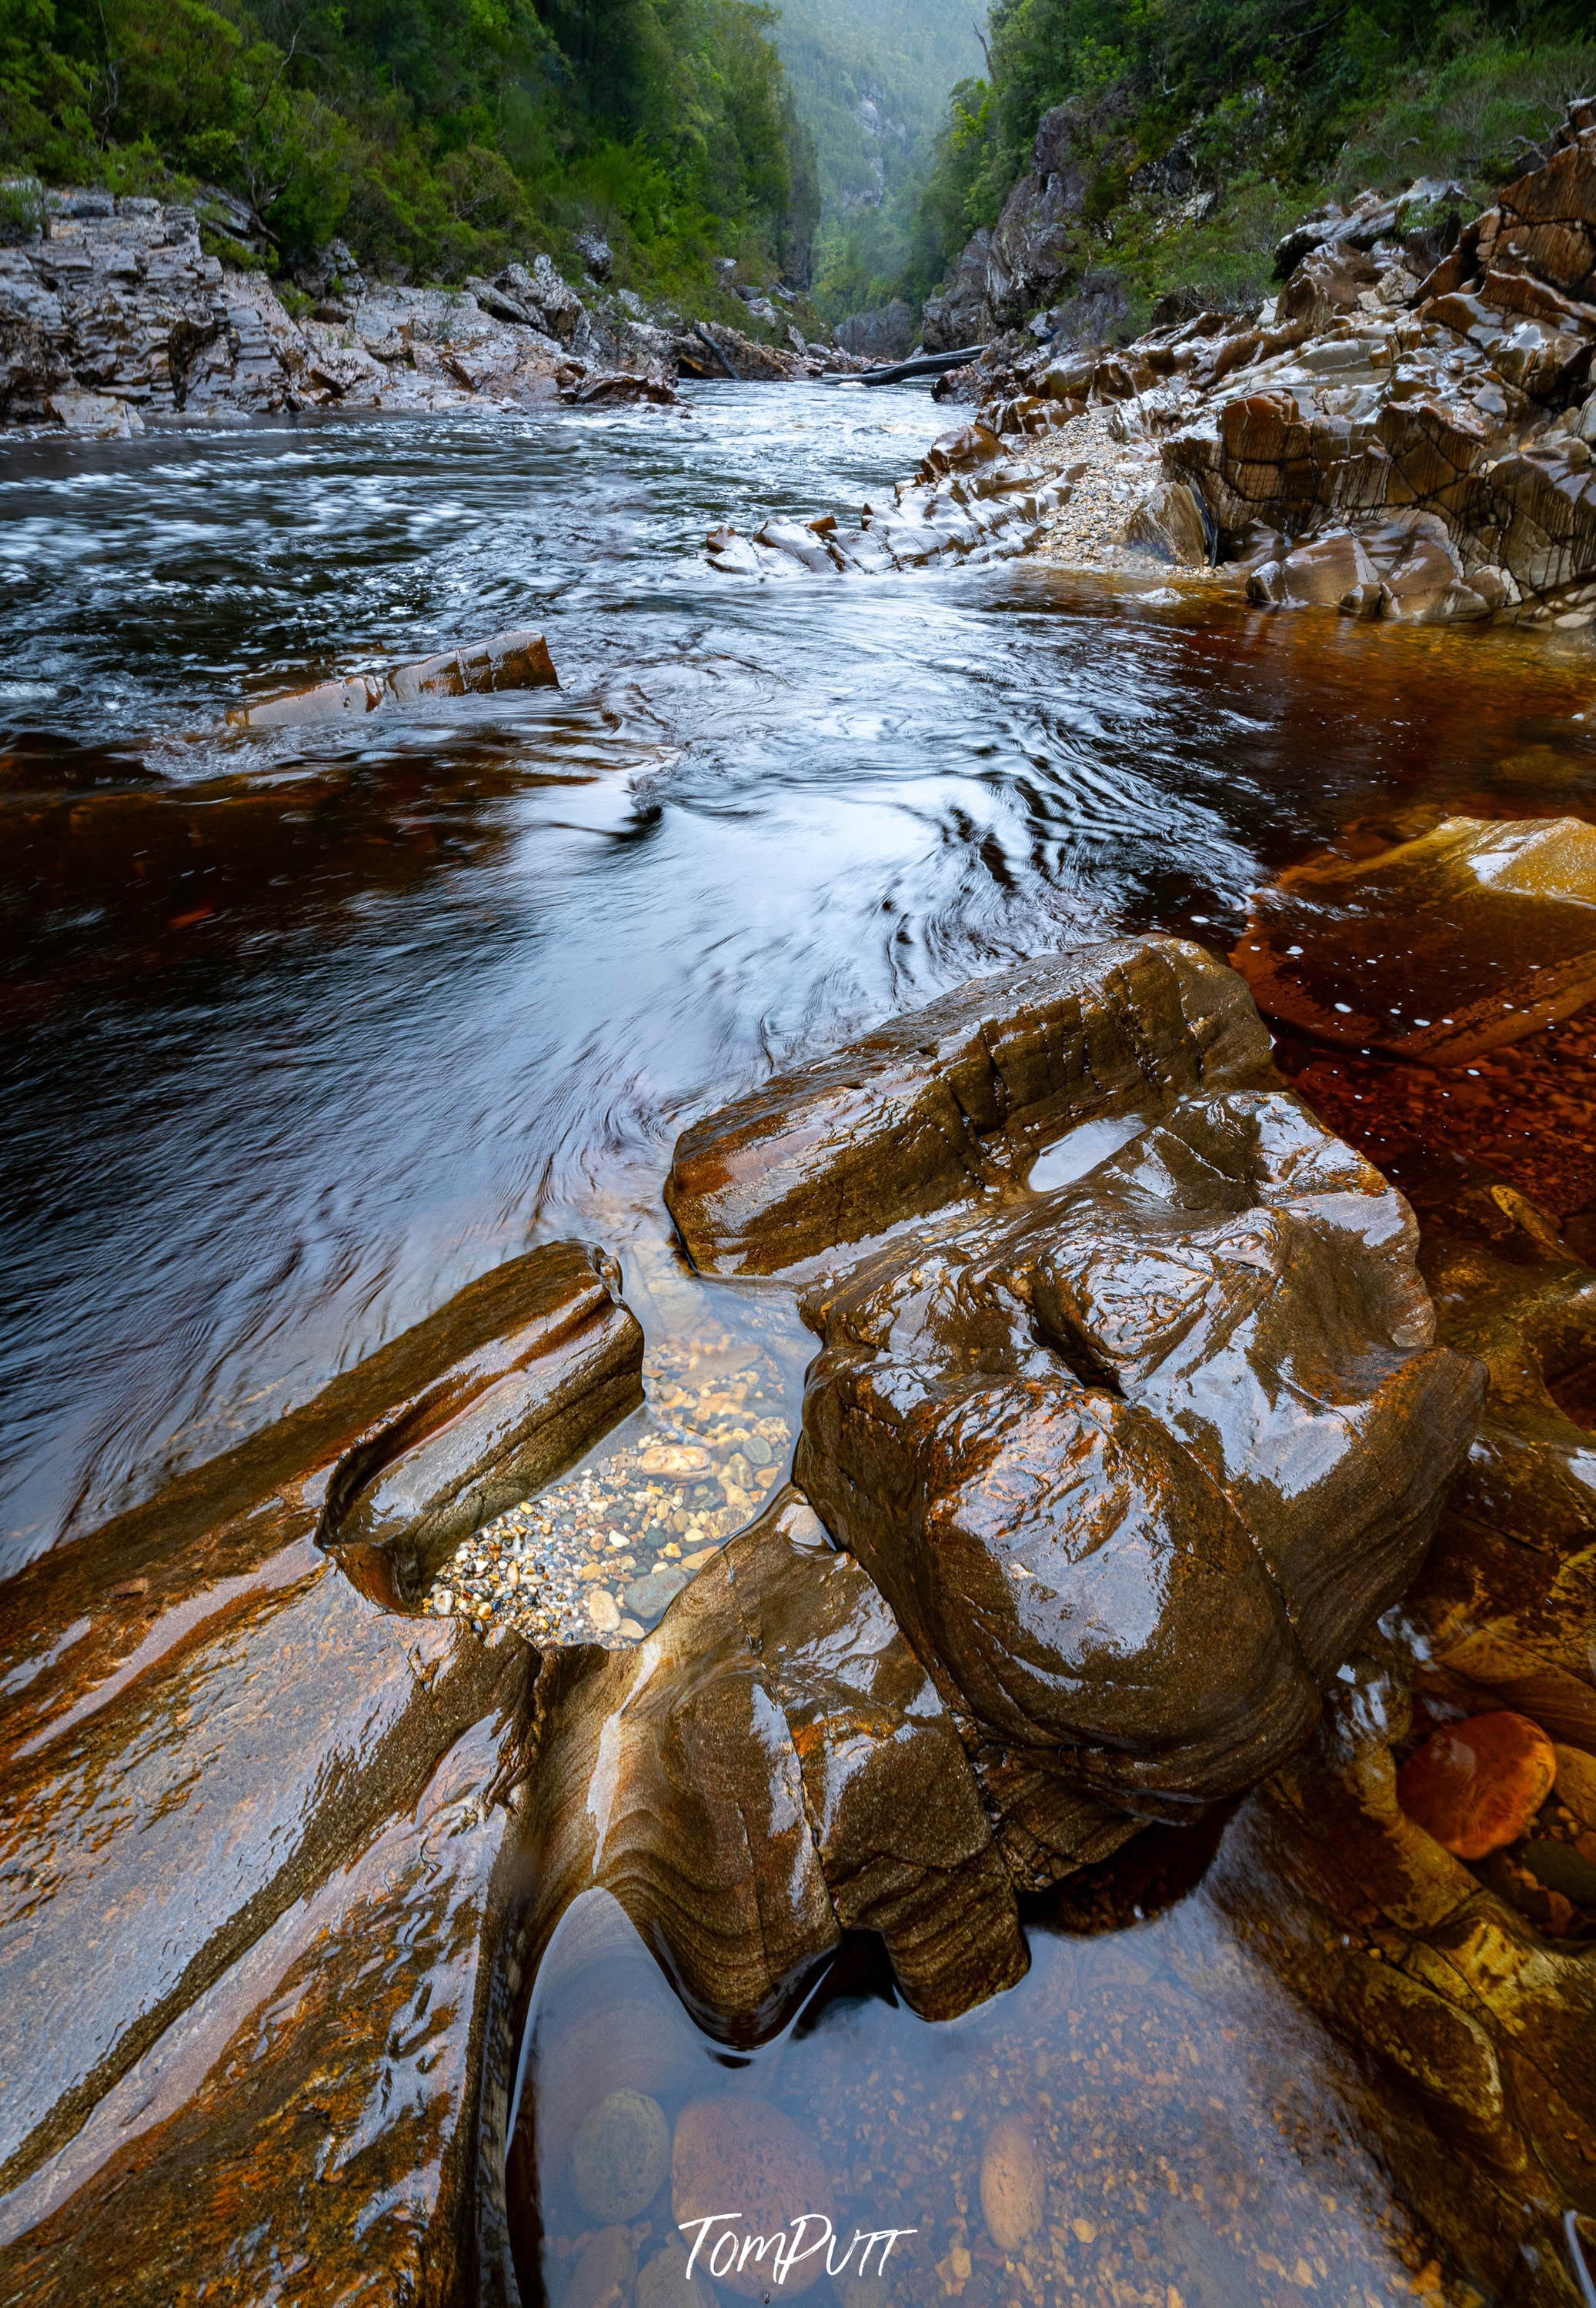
[[834, 299, 915, 360], [507, 1492, 1028, 2049], [227, 626, 559, 730], [0, 1241, 639, 2308], [921, 99, 1596, 626], [1233, 816, 1596, 1065], [1, 190, 848, 430], [669, 940, 1481, 1882]]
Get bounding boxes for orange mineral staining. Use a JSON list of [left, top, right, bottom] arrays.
[[1397, 1711, 1557, 1859]]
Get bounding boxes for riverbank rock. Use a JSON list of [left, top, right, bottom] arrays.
[[669, 939, 1480, 1875], [506, 1491, 1027, 2051], [916, 98, 1596, 624], [1, 191, 846, 430], [227, 626, 559, 730], [0, 1239, 643, 2308], [1233, 815, 1596, 1064]]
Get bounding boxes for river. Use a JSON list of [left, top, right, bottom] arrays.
[[6, 382, 1592, 1571]]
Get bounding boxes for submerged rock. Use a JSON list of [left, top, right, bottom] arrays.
[[227, 626, 559, 730], [1234, 814, 1596, 1064], [1397, 1710, 1558, 1856]]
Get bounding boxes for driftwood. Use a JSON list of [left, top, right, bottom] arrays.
[[822, 345, 990, 387]]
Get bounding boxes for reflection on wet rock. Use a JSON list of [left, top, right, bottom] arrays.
[[322, 1240, 642, 1608], [798, 1086, 1481, 1821], [1235, 814, 1596, 1064], [506, 1491, 1027, 2051], [666, 936, 1274, 1275], [0, 1241, 643, 2303], [670, 937, 1478, 1879], [225, 626, 558, 729]]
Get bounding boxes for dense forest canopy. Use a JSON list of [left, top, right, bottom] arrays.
[[0, 0, 819, 292], [904, 0, 1596, 325]]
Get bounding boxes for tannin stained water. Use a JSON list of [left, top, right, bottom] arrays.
[[3, 387, 1595, 2308]]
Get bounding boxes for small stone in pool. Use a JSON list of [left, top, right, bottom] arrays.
[[585, 1589, 621, 1633], [571, 2088, 671, 2223], [624, 1566, 689, 1618]]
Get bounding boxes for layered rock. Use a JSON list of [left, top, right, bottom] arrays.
[[505, 1491, 1028, 2046], [668, 940, 1482, 1882], [0, 1242, 639, 2306], [226, 626, 559, 731], [1, 191, 848, 431], [916, 99, 1596, 626]]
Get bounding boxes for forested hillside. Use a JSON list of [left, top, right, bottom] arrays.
[[902, 0, 1596, 330], [0, 0, 818, 297]]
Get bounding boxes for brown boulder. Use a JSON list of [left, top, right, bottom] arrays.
[[227, 627, 558, 729], [1278, 242, 1380, 329], [665, 937, 1277, 1275], [1233, 815, 1596, 1065], [796, 1087, 1481, 1813], [672, 2096, 833, 2297]]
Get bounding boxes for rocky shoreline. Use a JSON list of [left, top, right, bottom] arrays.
[[4, 890, 1596, 2300], [708, 101, 1596, 631], [0, 190, 858, 435]]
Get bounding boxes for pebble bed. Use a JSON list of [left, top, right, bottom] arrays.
[[1024, 409, 1229, 582], [421, 1318, 796, 1647]]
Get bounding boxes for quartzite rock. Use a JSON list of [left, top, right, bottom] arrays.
[[506, 1491, 1027, 2049], [666, 937, 1278, 1274], [795, 1086, 1481, 1815], [1233, 815, 1596, 1064], [0, 1240, 640, 2307], [227, 626, 559, 730]]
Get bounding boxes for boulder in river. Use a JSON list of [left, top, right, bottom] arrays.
[[227, 627, 559, 730], [669, 938, 1481, 1868]]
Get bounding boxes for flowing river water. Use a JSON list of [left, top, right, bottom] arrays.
[[4, 383, 1595, 2306]]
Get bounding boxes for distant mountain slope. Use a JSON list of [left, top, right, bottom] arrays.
[[774, 0, 981, 216]]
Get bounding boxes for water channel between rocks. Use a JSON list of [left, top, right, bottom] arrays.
[[3, 381, 1594, 2308]]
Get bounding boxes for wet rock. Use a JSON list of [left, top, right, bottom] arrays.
[[571, 2087, 672, 2221], [1397, 1711, 1558, 1856], [1124, 476, 1210, 563], [0, 1239, 643, 2304], [672, 2096, 833, 2298], [796, 1084, 1481, 1813], [666, 937, 1278, 1274], [228, 626, 559, 730], [623, 1565, 689, 1618], [636, 2240, 719, 2306], [1233, 815, 1596, 1065], [704, 459, 1071, 580], [506, 1491, 1027, 2046], [980, 2113, 1046, 2248], [1555, 1742, 1596, 1825]]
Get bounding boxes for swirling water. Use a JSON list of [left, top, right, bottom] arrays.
[[1, 382, 1591, 1570]]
